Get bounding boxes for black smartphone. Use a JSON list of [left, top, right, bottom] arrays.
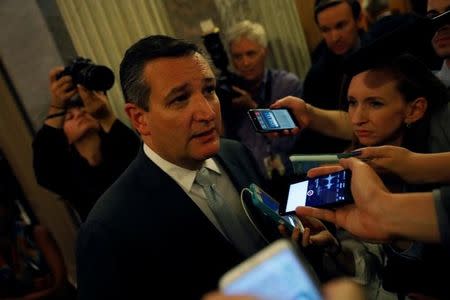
[[247, 108, 297, 133], [279, 169, 353, 214]]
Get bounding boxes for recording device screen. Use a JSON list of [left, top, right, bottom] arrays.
[[281, 169, 353, 214], [220, 239, 323, 300], [248, 109, 297, 133], [250, 184, 303, 232]]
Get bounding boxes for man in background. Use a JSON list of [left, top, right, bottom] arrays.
[[299, 0, 369, 154], [223, 20, 303, 197], [428, 0, 450, 87]]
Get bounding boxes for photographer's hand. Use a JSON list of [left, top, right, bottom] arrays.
[[45, 67, 78, 128], [78, 85, 116, 132], [231, 86, 257, 109]]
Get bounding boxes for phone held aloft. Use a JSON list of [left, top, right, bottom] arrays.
[[280, 169, 353, 215], [247, 108, 297, 133], [219, 238, 323, 300]]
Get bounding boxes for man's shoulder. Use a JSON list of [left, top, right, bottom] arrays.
[[219, 138, 254, 162], [219, 138, 246, 152], [84, 150, 163, 222]]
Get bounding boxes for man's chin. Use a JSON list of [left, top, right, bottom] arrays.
[[194, 140, 220, 160]]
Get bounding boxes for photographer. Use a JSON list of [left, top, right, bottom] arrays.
[[222, 20, 303, 198], [32, 65, 140, 222]]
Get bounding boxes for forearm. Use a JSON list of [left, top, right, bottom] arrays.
[[383, 192, 439, 243], [98, 111, 117, 133], [307, 105, 352, 140], [44, 106, 66, 128], [408, 152, 450, 184]]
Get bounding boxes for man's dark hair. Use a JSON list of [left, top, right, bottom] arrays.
[[119, 35, 199, 111], [314, 0, 361, 23]]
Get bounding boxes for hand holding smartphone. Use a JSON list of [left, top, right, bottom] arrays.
[[280, 169, 353, 215], [248, 184, 304, 233], [219, 239, 323, 300], [248, 108, 297, 133]]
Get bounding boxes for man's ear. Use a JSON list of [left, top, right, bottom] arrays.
[[405, 97, 428, 124], [124, 103, 151, 136]]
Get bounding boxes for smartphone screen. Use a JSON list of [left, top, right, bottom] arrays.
[[219, 239, 323, 300], [248, 109, 297, 132], [250, 184, 303, 232], [280, 169, 352, 214]]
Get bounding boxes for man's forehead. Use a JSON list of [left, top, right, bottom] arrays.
[[428, 0, 450, 12], [318, 2, 353, 24], [144, 54, 214, 93]]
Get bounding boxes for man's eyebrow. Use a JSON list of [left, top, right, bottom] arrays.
[[165, 83, 189, 100]]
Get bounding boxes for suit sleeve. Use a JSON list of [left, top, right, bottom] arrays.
[[76, 221, 123, 300]]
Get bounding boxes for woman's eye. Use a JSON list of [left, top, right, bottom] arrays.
[[370, 101, 384, 108], [347, 99, 356, 106]]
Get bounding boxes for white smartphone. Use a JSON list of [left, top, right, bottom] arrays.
[[219, 239, 323, 300]]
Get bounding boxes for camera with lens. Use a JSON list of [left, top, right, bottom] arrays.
[[201, 28, 246, 102], [57, 57, 115, 91]]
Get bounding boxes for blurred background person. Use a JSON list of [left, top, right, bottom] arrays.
[[32, 66, 140, 222], [223, 20, 304, 199], [299, 0, 370, 155]]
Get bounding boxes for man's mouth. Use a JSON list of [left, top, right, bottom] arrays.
[[192, 128, 216, 139]]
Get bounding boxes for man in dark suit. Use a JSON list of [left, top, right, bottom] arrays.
[[75, 35, 281, 299], [299, 0, 370, 154]]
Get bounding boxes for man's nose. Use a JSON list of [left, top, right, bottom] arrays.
[[194, 96, 216, 121], [241, 55, 252, 67], [331, 29, 341, 42]]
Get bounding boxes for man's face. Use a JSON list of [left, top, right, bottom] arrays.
[[317, 2, 360, 55], [63, 107, 100, 144], [230, 37, 267, 83], [428, 0, 450, 59], [128, 53, 222, 170]]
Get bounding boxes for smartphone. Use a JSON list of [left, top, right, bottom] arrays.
[[248, 108, 297, 133], [280, 169, 353, 214], [219, 238, 323, 300], [249, 184, 304, 233]]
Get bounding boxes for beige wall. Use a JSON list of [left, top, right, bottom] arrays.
[[0, 65, 78, 286], [295, 0, 322, 53]]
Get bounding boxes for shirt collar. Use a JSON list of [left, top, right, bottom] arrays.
[[143, 144, 221, 192]]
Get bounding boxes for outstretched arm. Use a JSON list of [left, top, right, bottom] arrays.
[[296, 158, 440, 244], [270, 96, 352, 140], [356, 146, 450, 184]]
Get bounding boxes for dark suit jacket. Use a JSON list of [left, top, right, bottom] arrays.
[[76, 139, 276, 299]]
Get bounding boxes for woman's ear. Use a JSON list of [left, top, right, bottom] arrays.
[[405, 97, 428, 124], [124, 103, 151, 136]]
